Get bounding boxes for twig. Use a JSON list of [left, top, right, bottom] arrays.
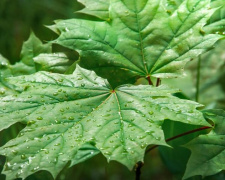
[[135, 161, 144, 180], [146, 126, 212, 153]]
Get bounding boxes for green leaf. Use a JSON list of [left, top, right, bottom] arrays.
[[0, 32, 52, 97], [10, 32, 52, 76], [204, 0, 225, 34], [34, 53, 74, 74], [0, 54, 9, 67], [0, 55, 17, 97], [183, 109, 225, 179], [159, 120, 210, 177], [77, 0, 109, 20], [0, 66, 208, 179], [163, 38, 225, 109], [53, 0, 222, 86]]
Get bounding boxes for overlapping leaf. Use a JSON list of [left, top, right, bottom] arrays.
[[10, 32, 51, 76], [183, 109, 225, 179], [52, 0, 222, 86], [34, 53, 74, 74], [0, 32, 52, 98], [204, 0, 225, 34], [77, 0, 109, 20], [0, 66, 208, 179]]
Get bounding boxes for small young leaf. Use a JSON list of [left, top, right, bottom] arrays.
[[183, 109, 225, 179], [0, 66, 208, 180]]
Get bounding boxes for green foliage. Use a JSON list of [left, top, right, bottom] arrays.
[[52, 0, 222, 87], [0, 0, 225, 180], [0, 66, 209, 179], [184, 109, 225, 179]]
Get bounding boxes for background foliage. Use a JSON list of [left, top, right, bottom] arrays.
[[0, 0, 225, 180]]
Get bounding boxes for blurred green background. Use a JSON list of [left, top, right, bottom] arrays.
[[0, 0, 81, 64], [0, 0, 225, 180]]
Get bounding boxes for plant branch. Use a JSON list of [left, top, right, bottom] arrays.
[[147, 75, 153, 85], [145, 126, 212, 153], [195, 55, 201, 102], [135, 161, 144, 180]]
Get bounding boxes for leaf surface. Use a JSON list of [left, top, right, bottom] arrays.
[[183, 109, 225, 179], [10, 32, 51, 76], [204, 0, 225, 34], [0, 66, 208, 180], [34, 53, 74, 74], [53, 0, 222, 86], [77, 0, 109, 20]]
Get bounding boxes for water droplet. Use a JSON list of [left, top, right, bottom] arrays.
[[105, 151, 111, 155], [37, 116, 43, 120], [21, 154, 26, 159], [19, 132, 24, 137], [32, 166, 40, 172], [0, 90, 5, 95], [53, 92, 58, 96], [149, 111, 154, 115], [145, 130, 154, 135], [69, 116, 74, 120], [11, 150, 18, 155], [27, 120, 36, 126]]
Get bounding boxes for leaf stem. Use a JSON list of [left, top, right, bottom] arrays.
[[156, 78, 161, 87], [146, 75, 153, 85], [145, 126, 212, 153], [135, 161, 144, 180], [195, 56, 201, 102]]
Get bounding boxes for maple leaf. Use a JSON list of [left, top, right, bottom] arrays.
[[52, 0, 222, 86], [0, 66, 208, 180]]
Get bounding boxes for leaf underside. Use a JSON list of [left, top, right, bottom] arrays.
[[0, 66, 208, 180], [52, 0, 222, 86]]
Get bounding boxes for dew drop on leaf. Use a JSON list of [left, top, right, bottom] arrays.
[[37, 116, 43, 120], [68, 116, 74, 120], [21, 154, 26, 159], [149, 111, 154, 115], [11, 150, 18, 155]]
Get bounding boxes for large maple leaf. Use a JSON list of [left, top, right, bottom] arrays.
[[0, 66, 208, 180], [51, 0, 222, 86]]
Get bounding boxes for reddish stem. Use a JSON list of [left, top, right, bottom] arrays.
[[156, 78, 161, 87], [147, 76, 153, 85], [146, 126, 212, 153]]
